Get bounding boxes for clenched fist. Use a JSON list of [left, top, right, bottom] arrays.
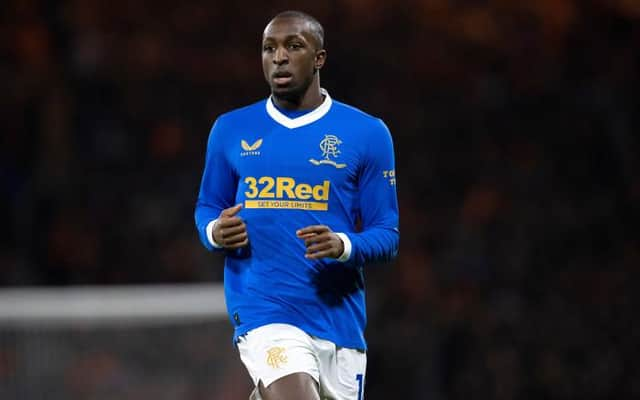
[[213, 204, 249, 249], [296, 225, 344, 260]]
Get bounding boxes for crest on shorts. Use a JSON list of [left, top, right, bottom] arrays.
[[309, 134, 346, 169], [266, 346, 288, 369]]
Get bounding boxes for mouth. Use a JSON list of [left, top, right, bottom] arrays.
[[272, 71, 293, 85]]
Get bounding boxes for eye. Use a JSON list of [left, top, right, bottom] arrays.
[[262, 44, 275, 52], [288, 43, 303, 50]]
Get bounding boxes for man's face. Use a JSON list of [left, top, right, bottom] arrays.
[[262, 17, 325, 99]]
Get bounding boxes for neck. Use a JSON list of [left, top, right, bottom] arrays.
[[272, 78, 324, 111]]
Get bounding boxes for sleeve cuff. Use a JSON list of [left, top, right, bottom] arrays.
[[335, 232, 352, 262], [206, 219, 223, 248]]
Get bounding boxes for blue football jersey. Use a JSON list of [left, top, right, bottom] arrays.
[[195, 90, 399, 350]]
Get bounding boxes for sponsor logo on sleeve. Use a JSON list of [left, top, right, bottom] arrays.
[[383, 169, 396, 186]]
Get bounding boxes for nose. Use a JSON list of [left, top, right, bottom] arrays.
[[273, 46, 288, 65]]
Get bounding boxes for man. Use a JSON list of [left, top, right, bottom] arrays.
[[195, 10, 399, 400]]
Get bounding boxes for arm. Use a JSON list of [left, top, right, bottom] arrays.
[[344, 118, 399, 265], [194, 117, 242, 251]]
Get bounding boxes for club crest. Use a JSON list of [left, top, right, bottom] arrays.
[[266, 346, 288, 369], [309, 134, 346, 169]]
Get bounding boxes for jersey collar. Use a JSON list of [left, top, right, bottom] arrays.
[[266, 88, 332, 129]]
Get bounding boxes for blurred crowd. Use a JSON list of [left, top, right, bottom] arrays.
[[0, 321, 252, 399], [1, 0, 639, 399]]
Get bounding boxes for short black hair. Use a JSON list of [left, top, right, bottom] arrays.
[[271, 10, 324, 49]]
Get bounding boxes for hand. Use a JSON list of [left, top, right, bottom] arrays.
[[213, 204, 249, 249], [296, 225, 344, 260]]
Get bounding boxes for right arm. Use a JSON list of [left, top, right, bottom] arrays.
[[194, 117, 243, 251]]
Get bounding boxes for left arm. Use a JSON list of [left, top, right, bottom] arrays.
[[343, 118, 399, 265]]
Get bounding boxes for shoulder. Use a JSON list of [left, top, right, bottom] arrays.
[[331, 99, 380, 122], [330, 99, 392, 144], [207, 99, 268, 146], [214, 99, 267, 126], [330, 99, 390, 133]]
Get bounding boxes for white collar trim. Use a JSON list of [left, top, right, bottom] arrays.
[[266, 88, 332, 129]]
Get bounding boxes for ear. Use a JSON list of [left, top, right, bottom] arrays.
[[315, 49, 327, 70]]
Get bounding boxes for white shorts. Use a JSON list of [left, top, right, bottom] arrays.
[[237, 323, 367, 400]]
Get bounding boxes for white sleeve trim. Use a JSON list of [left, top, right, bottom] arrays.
[[206, 219, 223, 248], [335, 232, 352, 262]]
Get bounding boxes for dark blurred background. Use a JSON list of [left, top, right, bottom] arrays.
[[2, 0, 639, 399]]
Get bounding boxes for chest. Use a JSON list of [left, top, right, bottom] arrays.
[[229, 126, 361, 185]]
